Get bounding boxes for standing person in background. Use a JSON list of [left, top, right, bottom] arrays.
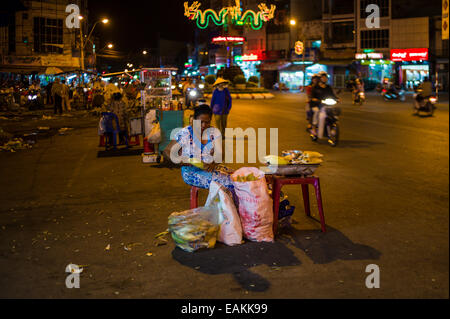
[[46, 81, 53, 105], [51, 78, 63, 115], [61, 79, 71, 112], [210, 78, 232, 138]]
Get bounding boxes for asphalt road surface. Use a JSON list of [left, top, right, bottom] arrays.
[[0, 91, 448, 298]]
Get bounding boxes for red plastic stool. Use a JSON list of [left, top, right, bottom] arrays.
[[270, 175, 326, 235], [143, 138, 155, 153], [99, 135, 105, 147], [129, 135, 140, 146], [190, 186, 199, 209]]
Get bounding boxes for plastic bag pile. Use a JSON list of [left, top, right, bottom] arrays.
[[168, 207, 220, 253], [0, 137, 32, 152]]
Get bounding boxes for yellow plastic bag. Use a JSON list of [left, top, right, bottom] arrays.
[[147, 122, 161, 143]]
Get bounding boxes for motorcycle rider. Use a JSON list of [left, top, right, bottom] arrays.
[[414, 77, 433, 113], [310, 71, 339, 137], [352, 78, 365, 104], [305, 74, 320, 130], [183, 78, 196, 107]]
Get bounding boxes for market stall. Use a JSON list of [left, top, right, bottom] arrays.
[[139, 68, 183, 162]]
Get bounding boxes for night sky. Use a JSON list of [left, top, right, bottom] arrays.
[[88, 0, 197, 53]]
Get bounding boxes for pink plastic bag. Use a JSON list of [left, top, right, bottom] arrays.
[[231, 167, 274, 243]]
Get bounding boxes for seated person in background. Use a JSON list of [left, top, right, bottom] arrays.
[[108, 92, 128, 144]]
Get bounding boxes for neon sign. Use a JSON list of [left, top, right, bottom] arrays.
[[212, 36, 246, 43], [235, 54, 259, 62], [294, 41, 304, 55], [184, 0, 276, 30], [355, 52, 383, 59]]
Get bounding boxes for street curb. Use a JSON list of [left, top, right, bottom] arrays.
[[204, 93, 274, 100]]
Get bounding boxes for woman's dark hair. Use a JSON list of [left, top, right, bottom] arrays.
[[194, 104, 212, 119]]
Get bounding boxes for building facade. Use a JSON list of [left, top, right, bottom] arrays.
[[0, 0, 88, 75]]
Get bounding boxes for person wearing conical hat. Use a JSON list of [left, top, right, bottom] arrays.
[[210, 77, 232, 138]]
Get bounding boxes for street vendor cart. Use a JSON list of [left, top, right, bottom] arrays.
[[139, 68, 183, 162]]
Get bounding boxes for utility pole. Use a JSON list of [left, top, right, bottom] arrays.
[[79, 25, 85, 71]]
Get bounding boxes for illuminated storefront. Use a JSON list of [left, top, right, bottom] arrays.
[[355, 52, 394, 84], [279, 63, 327, 90], [234, 54, 261, 79], [391, 48, 429, 89]]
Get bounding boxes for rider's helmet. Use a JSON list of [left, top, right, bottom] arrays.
[[318, 71, 328, 78]]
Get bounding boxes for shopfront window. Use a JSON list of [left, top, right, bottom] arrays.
[[360, 0, 389, 18], [332, 22, 354, 44], [401, 64, 429, 89], [280, 72, 304, 90], [361, 29, 389, 49], [33, 17, 63, 54]]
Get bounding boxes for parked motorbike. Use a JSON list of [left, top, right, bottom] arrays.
[[413, 89, 437, 116], [381, 87, 405, 102], [309, 98, 341, 147]]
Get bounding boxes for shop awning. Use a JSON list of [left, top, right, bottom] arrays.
[[259, 61, 291, 71], [318, 59, 354, 66]]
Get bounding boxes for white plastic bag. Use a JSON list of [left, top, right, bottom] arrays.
[[205, 181, 242, 246], [231, 167, 274, 243], [98, 117, 106, 136]]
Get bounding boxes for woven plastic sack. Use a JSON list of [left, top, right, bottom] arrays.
[[231, 167, 274, 242]]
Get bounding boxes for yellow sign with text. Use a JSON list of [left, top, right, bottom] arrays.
[[443, 0, 449, 40]]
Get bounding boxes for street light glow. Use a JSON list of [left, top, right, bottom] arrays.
[[102, 18, 109, 24], [107, 43, 113, 49], [290, 19, 296, 26], [143, 50, 148, 55]]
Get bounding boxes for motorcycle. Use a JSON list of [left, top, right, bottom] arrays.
[[353, 90, 365, 105], [382, 87, 405, 102], [413, 89, 437, 116], [309, 98, 341, 147], [185, 87, 203, 107], [26, 89, 43, 110]]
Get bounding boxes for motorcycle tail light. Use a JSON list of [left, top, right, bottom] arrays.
[[429, 97, 437, 103], [382, 89, 386, 93]]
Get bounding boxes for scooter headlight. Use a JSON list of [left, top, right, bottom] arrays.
[[322, 98, 337, 106], [189, 90, 197, 97], [198, 84, 205, 89]]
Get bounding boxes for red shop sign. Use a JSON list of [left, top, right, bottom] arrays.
[[390, 48, 428, 61], [212, 36, 246, 43]]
